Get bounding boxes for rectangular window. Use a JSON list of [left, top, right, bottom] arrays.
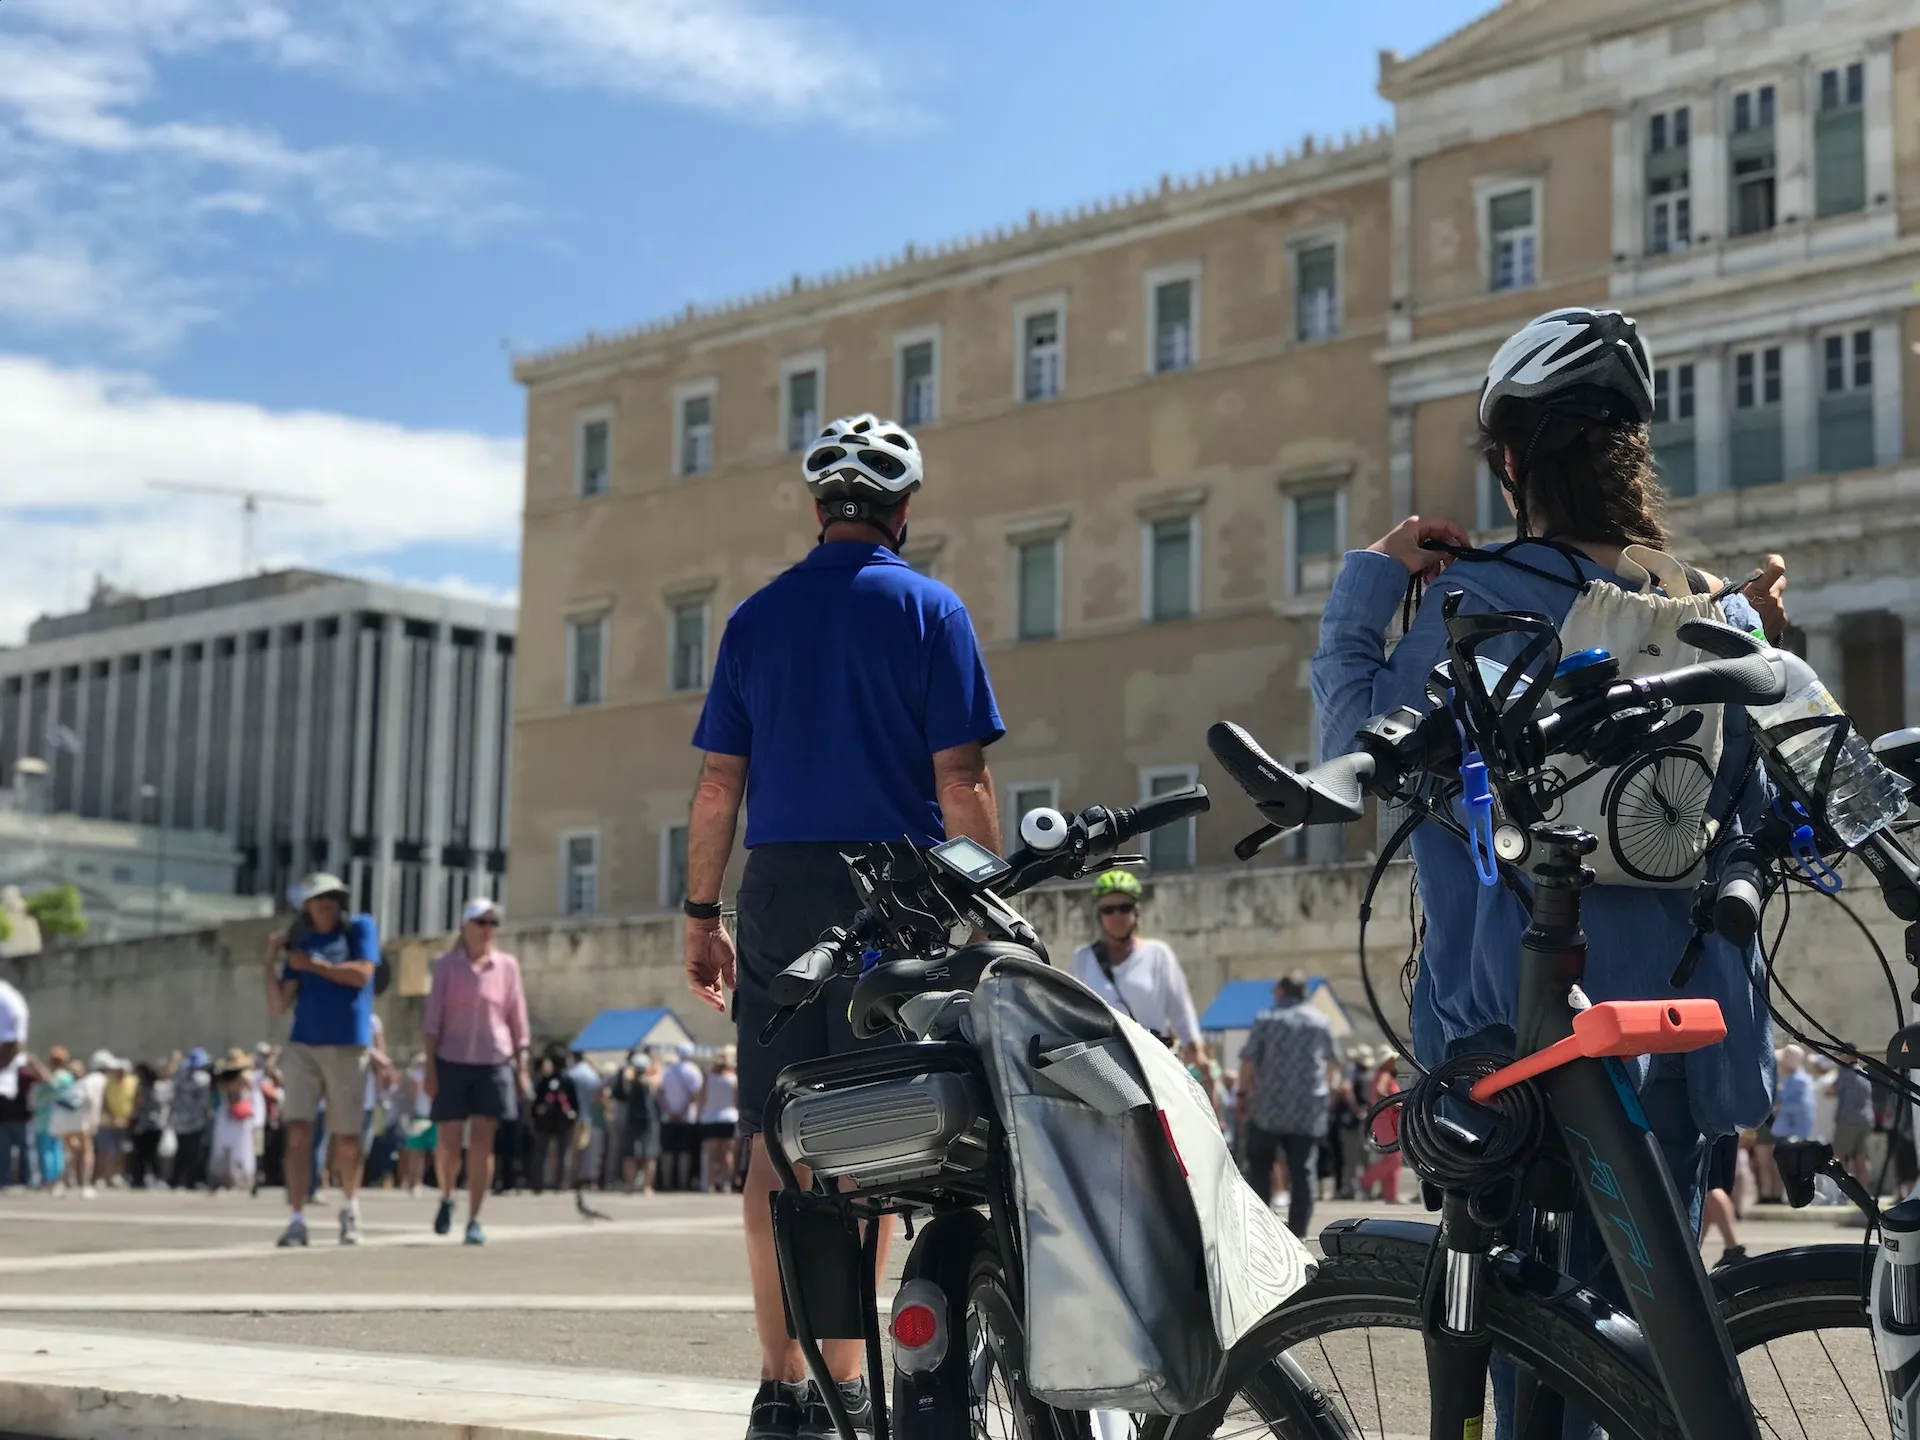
[[1147, 516, 1196, 622], [1646, 106, 1692, 255], [679, 393, 713, 476], [1294, 243, 1339, 342], [563, 832, 598, 916], [1023, 310, 1062, 401], [660, 824, 688, 909], [785, 369, 819, 452], [669, 599, 708, 692], [900, 339, 937, 426], [1008, 782, 1060, 840], [1488, 188, 1537, 291], [1291, 491, 1341, 594], [1730, 85, 1777, 237], [1152, 278, 1195, 372], [1141, 767, 1199, 872], [578, 418, 610, 496], [1652, 363, 1698, 497], [1015, 537, 1060, 641], [1816, 61, 1867, 217], [567, 616, 605, 707], [1818, 328, 1876, 472], [1731, 346, 1784, 489]]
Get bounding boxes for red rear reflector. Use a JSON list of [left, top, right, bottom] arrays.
[[892, 1303, 939, 1349]]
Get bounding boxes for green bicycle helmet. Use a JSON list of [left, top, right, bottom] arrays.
[[1090, 870, 1143, 902]]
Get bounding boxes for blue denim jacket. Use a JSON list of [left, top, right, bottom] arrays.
[[1311, 545, 1776, 1136]]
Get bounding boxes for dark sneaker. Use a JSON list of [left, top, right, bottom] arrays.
[[744, 1379, 807, 1440], [275, 1216, 309, 1248], [434, 1197, 455, 1236], [800, 1377, 873, 1439], [339, 1209, 360, 1246], [1714, 1243, 1749, 1269], [464, 1220, 486, 1246]]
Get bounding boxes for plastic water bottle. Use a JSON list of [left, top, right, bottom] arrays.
[[1748, 648, 1909, 847]]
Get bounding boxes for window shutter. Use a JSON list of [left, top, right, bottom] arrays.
[[1814, 108, 1866, 217]]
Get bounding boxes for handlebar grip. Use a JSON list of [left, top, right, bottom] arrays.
[[1637, 653, 1786, 709], [769, 939, 841, 1006], [1208, 722, 1297, 808], [1111, 785, 1210, 846]]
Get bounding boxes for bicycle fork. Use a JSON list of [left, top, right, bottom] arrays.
[[1873, 1195, 1920, 1440], [1425, 1193, 1496, 1440]]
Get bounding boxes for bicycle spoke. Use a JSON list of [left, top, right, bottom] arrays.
[[1314, 1334, 1368, 1438], [1813, 1328, 1879, 1437], [1762, 1341, 1812, 1440], [1364, 1329, 1385, 1439]]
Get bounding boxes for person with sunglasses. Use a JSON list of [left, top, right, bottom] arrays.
[[422, 897, 529, 1245], [1068, 870, 1201, 1050]]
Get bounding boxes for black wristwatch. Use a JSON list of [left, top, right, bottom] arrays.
[[683, 898, 723, 921]]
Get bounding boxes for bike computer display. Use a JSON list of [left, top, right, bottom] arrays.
[[928, 835, 1011, 885]]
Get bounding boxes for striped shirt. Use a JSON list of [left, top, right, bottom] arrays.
[[424, 945, 529, 1067]]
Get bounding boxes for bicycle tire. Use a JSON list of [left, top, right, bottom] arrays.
[[1144, 1244, 1683, 1439], [966, 1231, 1083, 1440], [1714, 1243, 1888, 1438]]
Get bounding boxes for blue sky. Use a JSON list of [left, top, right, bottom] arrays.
[[0, 0, 1491, 643]]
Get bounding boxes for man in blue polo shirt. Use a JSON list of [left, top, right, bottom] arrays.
[[684, 413, 1003, 1440], [261, 872, 384, 1248]]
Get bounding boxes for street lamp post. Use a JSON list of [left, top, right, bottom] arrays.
[[140, 784, 166, 939]]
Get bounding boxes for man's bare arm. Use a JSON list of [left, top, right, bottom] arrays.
[[686, 752, 748, 904], [932, 742, 1001, 853]]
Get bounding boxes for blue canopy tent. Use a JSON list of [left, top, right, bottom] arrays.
[[570, 1006, 697, 1064], [1200, 977, 1354, 1070]]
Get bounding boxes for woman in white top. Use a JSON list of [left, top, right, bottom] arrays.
[[698, 1047, 740, 1195], [1068, 870, 1202, 1048]]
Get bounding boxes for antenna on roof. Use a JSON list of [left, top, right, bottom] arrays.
[[147, 481, 324, 577]]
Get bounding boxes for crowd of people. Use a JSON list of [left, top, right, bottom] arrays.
[[0, 1035, 748, 1200], [0, 878, 750, 1244]]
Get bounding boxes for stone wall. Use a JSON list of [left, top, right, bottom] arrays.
[[4, 857, 1908, 1071]]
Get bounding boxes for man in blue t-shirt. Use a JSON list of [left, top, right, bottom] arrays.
[[683, 413, 1003, 1440], [261, 871, 383, 1248]]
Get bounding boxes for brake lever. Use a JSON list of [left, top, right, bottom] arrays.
[[759, 1004, 803, 1045]]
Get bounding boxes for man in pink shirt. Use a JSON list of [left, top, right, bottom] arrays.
[[423, 897, 529, 1244]]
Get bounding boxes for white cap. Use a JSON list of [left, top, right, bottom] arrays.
[[89, 1048, 116, 1071], [462, 897, 502, 924], [296, 872, 350, 906]]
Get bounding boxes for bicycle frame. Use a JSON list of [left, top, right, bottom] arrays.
[[1483, 826, 1760, 1440]]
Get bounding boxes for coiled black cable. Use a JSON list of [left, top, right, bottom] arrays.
[[1368, 1052, 1545, 1192]]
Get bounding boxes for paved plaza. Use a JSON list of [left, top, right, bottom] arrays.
[[0, 1185, 1887, 1437]]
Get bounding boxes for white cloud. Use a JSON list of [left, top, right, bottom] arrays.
[[0, 354, 522, 644], [0, 0, 889, 349], [446, 0, 889, 120], [0, 16, 523, 350]]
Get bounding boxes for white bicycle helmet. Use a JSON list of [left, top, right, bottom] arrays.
[[801, 414, 923, 507], [1478, 307, 1655, 429]]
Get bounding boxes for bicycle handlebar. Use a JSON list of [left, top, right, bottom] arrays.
[[759, 787, 1211, 1036], [768, 926, 859, 1006]]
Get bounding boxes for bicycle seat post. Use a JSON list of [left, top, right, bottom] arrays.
[[1517, 824, 1598, 1058]]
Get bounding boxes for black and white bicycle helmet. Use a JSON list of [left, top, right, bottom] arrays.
[[801, 414, 923, 506], [1478, 307, 1655, 429]]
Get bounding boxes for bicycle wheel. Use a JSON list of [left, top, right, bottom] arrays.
[[1144, 1245, 1683, 1439], [1717, 1244, 1889, 1440], [966, 1232, 1080, 1440]]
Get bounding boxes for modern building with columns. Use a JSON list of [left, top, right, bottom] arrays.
[[509, 0, 1920, 919], [0, 571, 516, 938]]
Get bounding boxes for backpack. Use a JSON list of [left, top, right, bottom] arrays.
[[1448, 541, 1728, 889]]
